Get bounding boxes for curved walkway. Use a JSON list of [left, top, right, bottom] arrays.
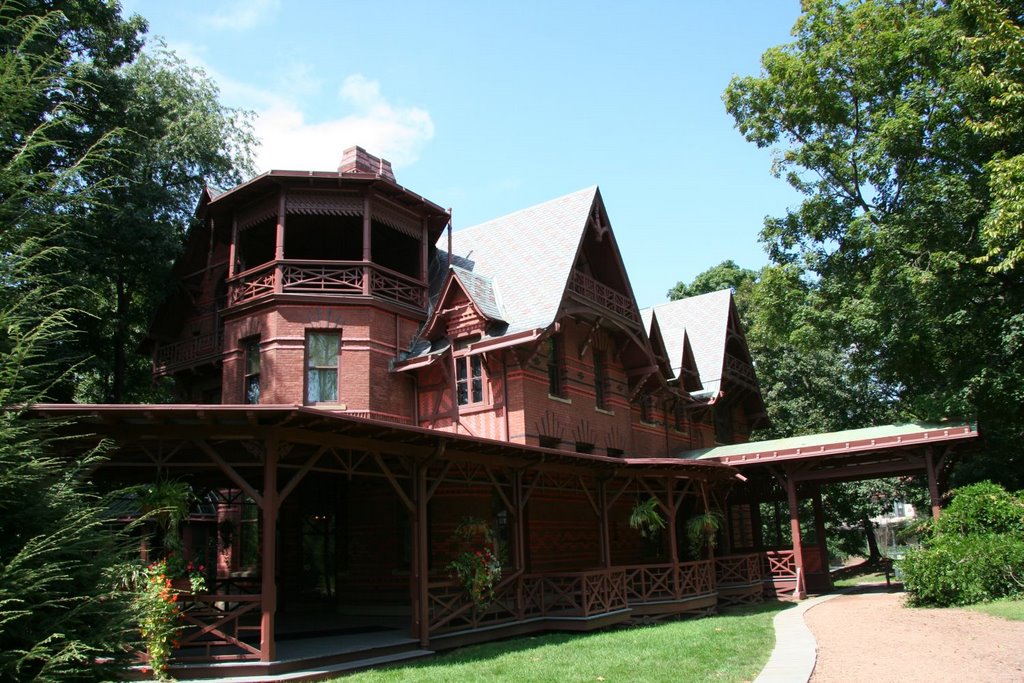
[[755, 585, 1024, 683], [752, 593, 842, 683]]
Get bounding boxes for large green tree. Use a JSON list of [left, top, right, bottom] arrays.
[[66, 46, 254, 402], [0, 9, 135, 679], [725, 0, 1024, 488]]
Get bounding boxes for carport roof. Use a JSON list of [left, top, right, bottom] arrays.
[[679, 422, 978, 467]]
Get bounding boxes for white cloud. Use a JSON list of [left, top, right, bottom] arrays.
[[252, 74, 435, 173], [204, 0, 280, 31], [155, 42, 433, 175]]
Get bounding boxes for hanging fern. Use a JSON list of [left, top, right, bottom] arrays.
[[629, 497, 666, 539], [686, 509, 725, 556]]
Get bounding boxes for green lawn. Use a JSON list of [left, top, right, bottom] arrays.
[[832, 571, 889, 587], [337, 602, 787, 683], [965, 597, 1024, 622]]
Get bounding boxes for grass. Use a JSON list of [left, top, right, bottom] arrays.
[[832, 571, 889, 587], [964, 597, 1024, 622], [336, 601, 788, 682]]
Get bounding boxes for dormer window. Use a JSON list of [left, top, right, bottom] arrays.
[[306, 331, 340, 404]]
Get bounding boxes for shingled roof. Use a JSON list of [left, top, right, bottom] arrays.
[[642, 290, 733, 394], [448, 186, 599, 335]]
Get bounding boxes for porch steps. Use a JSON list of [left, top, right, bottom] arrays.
[[172, 649, 434, 682]]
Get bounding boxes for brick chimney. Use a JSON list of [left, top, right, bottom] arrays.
[[338, 146, 396, 182]]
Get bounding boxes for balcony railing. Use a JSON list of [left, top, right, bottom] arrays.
[[567, 270, 641, 325], [724, 353, 758, 387], [227, 260, 426, 309], [153, 331, 224, 377]]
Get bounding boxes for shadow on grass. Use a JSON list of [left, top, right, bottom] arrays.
[[365, 600, 790, 672]]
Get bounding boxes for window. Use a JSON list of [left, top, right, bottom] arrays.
[[243, 338, 261, 404], [575, 441, 594, 454], [456, 354, 485, 406], [640, 395, 656, 424], [539, 435, 561, 449], [674, 402, 687, 432], [593, 349, 608, 409], [607, 447, 625, 458], [547, 335, 565, 397], [714, 406, 733, 444], [306, 332, 340, 404]]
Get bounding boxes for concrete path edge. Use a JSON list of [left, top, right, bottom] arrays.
[[753, 593, 844, 683]]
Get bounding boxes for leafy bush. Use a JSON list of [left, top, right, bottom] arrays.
[[934, 481, 1024, 536], [899, 482, 1024, 606], [901, 534, 1024, 606]]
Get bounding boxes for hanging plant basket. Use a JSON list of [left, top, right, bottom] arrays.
[[686, 508, 724, 556], [629, 497, 666, 539]]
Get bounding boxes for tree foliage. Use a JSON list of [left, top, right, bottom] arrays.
[[0, 9, 135, 679], [725, 0, 1024, 489]]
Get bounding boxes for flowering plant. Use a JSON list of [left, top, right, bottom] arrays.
[[134, 556, 206, 678], [448, 546, 502, 607], [446, 517, 502, 608]]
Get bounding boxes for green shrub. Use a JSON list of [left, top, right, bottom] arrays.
[[900, 533, 1024, 606], [935, 482, 1024, 537], [899, 482, 1024, 607]]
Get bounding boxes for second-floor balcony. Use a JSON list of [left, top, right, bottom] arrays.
[[567, 270, 641, 326], [153, 330, 224, 377], [227, 259, 427, 310]]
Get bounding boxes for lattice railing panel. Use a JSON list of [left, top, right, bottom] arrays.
[[715, 553, 763, 585], [175, 593, 262, 662], [763, 550, 797, 580], [282, 264, 363, 293]]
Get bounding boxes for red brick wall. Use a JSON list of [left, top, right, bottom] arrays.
[[221, 303, 420, 421]]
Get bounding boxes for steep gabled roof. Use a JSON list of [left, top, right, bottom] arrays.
[[447, 186, 599, 336], [420, 266, 507, 340], [450, 266, 504, 322], [643, 290, 733, 394]]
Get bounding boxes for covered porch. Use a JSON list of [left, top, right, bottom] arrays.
[[37, 405, 750, 679], [688, 423, 980, 597]]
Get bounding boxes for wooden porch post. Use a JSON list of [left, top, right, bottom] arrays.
[[273, 192, 285, 294], [414, 463, 429, 647], [784, 469, 806, 599], [598, 480, 611, 568], [260, 438, 279, 662], [925, 446, 942, 521], [362, 194, 372, 295], [811, 483, 831, 591], [667, 478, 680, 598]]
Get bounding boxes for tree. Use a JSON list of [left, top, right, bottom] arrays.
[[724, 0, 1024, 489], [65, 46, 254, 402], [0, 10, 135, 679]]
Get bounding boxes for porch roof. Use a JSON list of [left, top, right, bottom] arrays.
[[679, 422, 978, 468], [28, 403, 740, 481]]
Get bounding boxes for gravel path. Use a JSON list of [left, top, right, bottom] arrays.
[[804, 586, 1024, 683]]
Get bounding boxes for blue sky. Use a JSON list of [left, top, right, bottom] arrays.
[[123, 0, 803, 309]]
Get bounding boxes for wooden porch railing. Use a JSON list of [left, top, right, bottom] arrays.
[[715, 553, 763, 586], [175, 593, 262, 661], [428, 562, 716, 637], [227, 260, 426, 309], [762, 549, 797, 582]]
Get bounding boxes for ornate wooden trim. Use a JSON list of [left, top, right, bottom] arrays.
[[237, 197, 278, 232], [286, 191, 362, 216]]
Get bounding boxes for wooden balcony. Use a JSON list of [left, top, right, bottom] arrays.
[[227, 259, 427, 310], [153, 331, 224, 377], [567, 270, 641, 325], [724, 353, 758, 389]]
